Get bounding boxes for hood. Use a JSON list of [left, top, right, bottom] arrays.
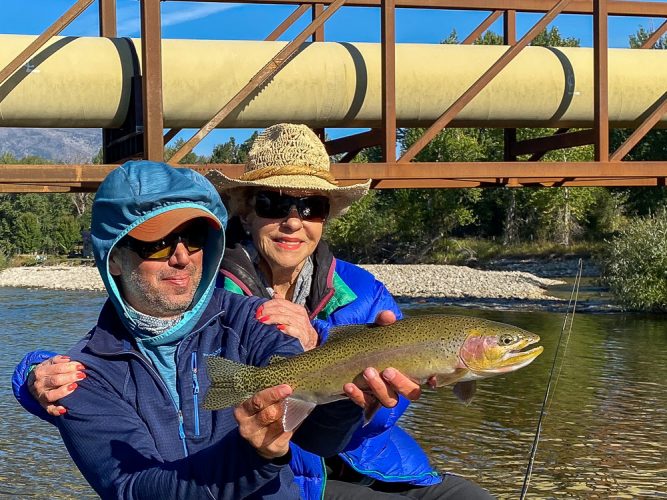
[[91, 160, 228, 340]]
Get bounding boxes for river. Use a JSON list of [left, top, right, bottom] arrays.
[[1, 287, 666, 499]]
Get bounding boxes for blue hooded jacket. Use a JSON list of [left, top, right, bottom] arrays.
[[14, 161, 363, 499]]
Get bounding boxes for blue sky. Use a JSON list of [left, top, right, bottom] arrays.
[[2, 0, 665, 156]]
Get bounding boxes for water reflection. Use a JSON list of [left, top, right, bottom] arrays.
[[1, 289, 666, 499], [403, 307, 667, 499]]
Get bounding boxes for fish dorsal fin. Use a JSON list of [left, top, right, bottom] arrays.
[[268, 355, 287, 366], [204, 356, 256, 410], [453, 380, 477, 405], [283, 398, 317, 432]]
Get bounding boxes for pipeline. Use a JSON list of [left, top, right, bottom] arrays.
[[0, 34, 666, 129]]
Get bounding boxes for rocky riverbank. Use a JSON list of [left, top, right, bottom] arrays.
[[0, 262, 564, 297], [0, 258, 613, 312]]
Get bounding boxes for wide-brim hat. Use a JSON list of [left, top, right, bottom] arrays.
[[206, 123, 371, 218]]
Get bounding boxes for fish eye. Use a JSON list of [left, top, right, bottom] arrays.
[[499, 334, 515, 345]]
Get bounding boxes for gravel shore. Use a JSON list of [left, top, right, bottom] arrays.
[[0, 263, 564, 301]]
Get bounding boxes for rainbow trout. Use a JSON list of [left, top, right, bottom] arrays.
[[204, 314, 543, 430]]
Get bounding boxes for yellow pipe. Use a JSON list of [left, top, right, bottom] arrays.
[[0, 34, 665, 129]]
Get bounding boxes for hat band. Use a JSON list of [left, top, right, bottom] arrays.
[[239, 165, 338, 185]]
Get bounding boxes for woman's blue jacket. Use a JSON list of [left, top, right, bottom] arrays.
[[219, 241, 441, 499]]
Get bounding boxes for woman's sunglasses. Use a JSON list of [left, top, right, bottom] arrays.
[[254, 191, 330, 222], [120, 220, 209, 260]]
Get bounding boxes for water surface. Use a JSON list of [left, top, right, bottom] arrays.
[[1, 288, 665, 499]]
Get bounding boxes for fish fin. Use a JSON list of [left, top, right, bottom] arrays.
[[452, 380, 477, 405], [433, 368, 469, 388], [204, 356, 256, 410], [363, 399, 382, 426], [268, 355, 287, 365], [283, 398, 317, 432]]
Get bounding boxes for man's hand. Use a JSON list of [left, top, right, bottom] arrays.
[[234, 384, 294, 460], [256, 298, 318, 351], [29, 355, 86, 417], [343, 310, 427, 415]]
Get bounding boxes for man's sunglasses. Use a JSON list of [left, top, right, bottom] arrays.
[[254, 191, 330, 222], [121, 220, 209, 260]]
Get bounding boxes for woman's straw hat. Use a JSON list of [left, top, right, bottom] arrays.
[[206, 123, 371, 218]]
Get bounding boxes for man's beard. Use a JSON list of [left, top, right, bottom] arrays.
[[126, 264, 203, 317]]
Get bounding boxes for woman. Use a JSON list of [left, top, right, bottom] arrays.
[[14, 124, 492, 499]]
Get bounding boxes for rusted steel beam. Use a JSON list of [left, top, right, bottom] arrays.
[[462, 10, 503, 44], [0, 184, 74, 193], [503, 8, 517, 183], [168, 0, 347, 165], [267, 4, 310, 40], [0, 0, 94, 85], [640, 20, 667, 48], [594, 0, 609, 162], [140, 0, 165, 162], [381, 0, 397, 162], [503, 9, 516, 44], [511, 129, 594, 156], [7, 161, 667, 184], [170, 0, 667, 17], [324, 129, 382, 155], [312, 4, 325, 41], [99, 0, 117, 37], [163, 128, 182, 145], [610, 92, 667, 161], [399, 0, 572, 163]]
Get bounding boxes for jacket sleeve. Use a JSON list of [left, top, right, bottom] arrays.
[[12, 350, 58, 423], [56, 368, 289, 500]]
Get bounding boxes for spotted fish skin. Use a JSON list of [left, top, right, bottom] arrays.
[[204, 314, 543, 412]]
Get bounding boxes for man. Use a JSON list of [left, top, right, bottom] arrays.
[[21, 160, 417, 499]]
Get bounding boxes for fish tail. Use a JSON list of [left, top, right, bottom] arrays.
[[204, 356, 258, 410]]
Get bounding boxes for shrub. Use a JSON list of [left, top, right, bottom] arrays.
[[600, 213, 667, 312]]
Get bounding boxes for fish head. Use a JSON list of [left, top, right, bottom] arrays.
[[459, 322, 543, 375]]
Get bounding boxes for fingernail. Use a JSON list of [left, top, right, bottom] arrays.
[[383, 368, 396, 381], [258, 315, 269, 323], [67, 383, 77, 391], [277, 324, 286, 331], [59, 408, 67, 415], [255, 305, 264, 319], [76, 364, 85, 371], [76, 372, 86, 380], [364, 367, 378, 380]]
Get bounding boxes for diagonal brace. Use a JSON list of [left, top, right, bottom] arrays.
[[610, 92, 667, 161], [0, 0, 94, 85], [399, 0, 572, 163], [169, 0, 347, 164]]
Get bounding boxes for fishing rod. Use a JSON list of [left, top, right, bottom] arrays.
[[519, 259, 583, 500]]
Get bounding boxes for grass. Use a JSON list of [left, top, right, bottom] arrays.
[[427, 238, 602, 266]]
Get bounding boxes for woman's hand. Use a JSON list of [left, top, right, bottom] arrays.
[[256, 298, 318, 351], [28, 355, 86, 416]]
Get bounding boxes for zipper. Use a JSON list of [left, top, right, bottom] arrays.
[[109, 350, 190, 458], [191, 352, 200, 436], [178, 411, 188, 456]]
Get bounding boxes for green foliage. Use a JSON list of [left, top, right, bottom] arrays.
[[210, 133, 257, 163], [629, 26, 667, 49], [0, 152, 92, 257], [164, 138, 207, 164], [600, 213, 667, 312]]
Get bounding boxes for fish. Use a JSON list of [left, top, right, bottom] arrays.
[[204, 314, 543, 431]]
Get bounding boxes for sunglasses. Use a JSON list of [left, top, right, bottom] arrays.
[[254, 191, 330, 222], [121, 220, 209, 260]]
